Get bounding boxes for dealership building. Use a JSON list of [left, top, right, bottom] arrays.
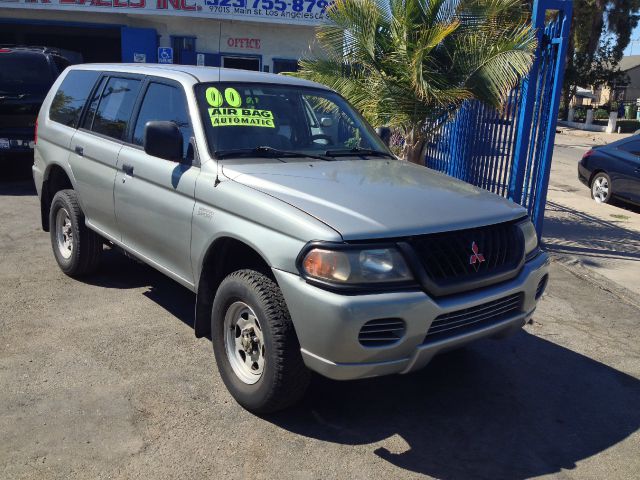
[[0, 0, 327, 72]]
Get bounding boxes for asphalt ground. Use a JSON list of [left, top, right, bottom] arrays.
[[1, 166, 639, 480]]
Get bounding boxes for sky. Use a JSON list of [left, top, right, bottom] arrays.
[[625, 24, 640, 56]]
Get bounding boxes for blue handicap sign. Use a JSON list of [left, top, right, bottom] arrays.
[[158, 47, 173, 64]]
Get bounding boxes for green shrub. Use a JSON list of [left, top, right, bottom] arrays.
[[594, 108, 609, 120]]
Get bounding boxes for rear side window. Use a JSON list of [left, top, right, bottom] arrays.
[[49, 70, 100, 127], [0, 52, 54, 96], [90, 77, 141, 141], [51, 55, 71, 75], [132, 82, 193, 157]]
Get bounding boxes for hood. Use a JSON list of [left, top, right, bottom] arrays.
[[222, 159, 526, 240]]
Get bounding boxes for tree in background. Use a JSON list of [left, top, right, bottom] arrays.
[[562, 0, 640, 115], [293, 0, 536, 164]]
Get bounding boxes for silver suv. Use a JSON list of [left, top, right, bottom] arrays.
[[33, 64, 549, 413]]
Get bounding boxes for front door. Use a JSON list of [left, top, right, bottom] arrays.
[[114, 79, 198, 287]]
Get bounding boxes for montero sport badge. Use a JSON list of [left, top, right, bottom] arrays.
[[469, 241, 485, 271]]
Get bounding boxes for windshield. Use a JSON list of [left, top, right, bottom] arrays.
[[0, 53, 54, 96], [195, 82, 389, 158]]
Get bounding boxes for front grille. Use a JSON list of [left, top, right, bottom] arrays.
[[409, 221, 524, 295], [424, 293, 523, 343], [358, 318, 405, 347]]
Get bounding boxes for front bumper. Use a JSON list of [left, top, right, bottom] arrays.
[[273, 252, 549, 380]]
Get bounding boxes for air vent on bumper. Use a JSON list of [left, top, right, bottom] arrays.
[[358, 318, 406, 347], [424, 293, 524, 343]]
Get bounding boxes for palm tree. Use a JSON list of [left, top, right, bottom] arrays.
[[293, 0, 536, 164]]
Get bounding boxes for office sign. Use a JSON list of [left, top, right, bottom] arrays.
[[0, 0, 332, 26]]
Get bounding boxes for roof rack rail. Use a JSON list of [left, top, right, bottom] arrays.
[[0, 44, 61, 54]]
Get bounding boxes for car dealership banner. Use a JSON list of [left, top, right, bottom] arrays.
[[0, 0, 332, 25]]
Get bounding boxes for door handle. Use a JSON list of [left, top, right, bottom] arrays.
[[74, 145, 84, 156], [122, 163, 134, 176]]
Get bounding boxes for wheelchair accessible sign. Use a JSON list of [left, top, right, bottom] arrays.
[[158, 47, 173, 64]]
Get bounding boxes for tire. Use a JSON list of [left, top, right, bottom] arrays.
[[591, 172, 612, 204], [49, 189, 102, 276], [211, 269, 310, 413]]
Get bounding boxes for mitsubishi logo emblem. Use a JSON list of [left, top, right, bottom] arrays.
[[469, 241, 485, 271]]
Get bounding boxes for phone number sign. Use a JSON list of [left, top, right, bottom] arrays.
[[205, 0, 331, 22], [0, 0, 333, 26]]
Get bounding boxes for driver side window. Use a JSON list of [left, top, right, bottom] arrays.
[[133, 82, 193, 159]]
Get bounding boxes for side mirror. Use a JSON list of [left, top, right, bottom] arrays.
[[375, 126, 391, 147], [144, 121, 183, 162], [320, 117, 334, 128]]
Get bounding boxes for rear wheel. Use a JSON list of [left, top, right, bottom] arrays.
[[591, 172, 612, 204], [211, 269, 310, 413], [49, 189, 102, 276]]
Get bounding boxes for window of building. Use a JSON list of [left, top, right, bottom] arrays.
[[49, 70, 100, 128], [132, 82, 193, 158], [272, 59, 299, 74], [90, 77, 141, 141], [171, 36, 196, 65]]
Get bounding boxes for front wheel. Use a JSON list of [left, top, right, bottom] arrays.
[[591, 172, 612, 204], [211, 269, 310, 413]]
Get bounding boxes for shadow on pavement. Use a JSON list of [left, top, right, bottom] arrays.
[[268, 333, 640, 479], [68, 246, 640, 479], [83, 248, 196, 329], [543, 201, 640, 261]]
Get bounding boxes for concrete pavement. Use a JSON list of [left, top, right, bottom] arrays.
[[543, 128, 640, 302], [1, 170, 639, 479]]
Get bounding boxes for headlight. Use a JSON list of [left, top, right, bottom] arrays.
[[300, 246, 413, 286], [518, 219, 539, 260]]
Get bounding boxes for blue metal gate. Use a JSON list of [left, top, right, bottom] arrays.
[[424, 0, 573, 236]]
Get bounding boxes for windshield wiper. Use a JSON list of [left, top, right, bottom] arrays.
[[215, 146, 331, 161], [324, 147, 395, 159]]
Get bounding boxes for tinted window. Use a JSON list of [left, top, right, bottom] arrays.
[[195, 83, 386, 155], [49, 70, 100, 128], [0, 52, 54, 96], [81, 76, 107, 130], [133, 82, 193, 157], [91, 77, 141, 141], [619, 141, 640, 156], [51, 55, 71, 75]]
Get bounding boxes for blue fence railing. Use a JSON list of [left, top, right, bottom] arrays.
[[424, 0, 573, 237]]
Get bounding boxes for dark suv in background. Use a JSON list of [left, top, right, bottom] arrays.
[[0, 46, 79, 165]]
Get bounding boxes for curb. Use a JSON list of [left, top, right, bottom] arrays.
[[550, 254, 640, 311]]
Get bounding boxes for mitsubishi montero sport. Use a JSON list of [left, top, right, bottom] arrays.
[[33, 64, 549, 413]]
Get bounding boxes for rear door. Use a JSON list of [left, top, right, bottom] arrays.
[[612, 139, 640, 203], [113, 78, 198, 287], [69, 74, 143, 238]]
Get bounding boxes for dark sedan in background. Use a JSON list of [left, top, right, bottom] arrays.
[[578, 135, 640, 207]]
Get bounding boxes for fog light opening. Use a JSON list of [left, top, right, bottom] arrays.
[[535, 274, 548, 300]]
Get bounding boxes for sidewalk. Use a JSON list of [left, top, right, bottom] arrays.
[[543, 128, 640, 304]]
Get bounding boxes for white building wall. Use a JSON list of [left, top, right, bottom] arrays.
[[0, 7, 322, 69]]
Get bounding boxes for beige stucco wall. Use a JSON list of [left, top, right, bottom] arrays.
[[622, 65, 640, 102], [0, 7, 322, 69]]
